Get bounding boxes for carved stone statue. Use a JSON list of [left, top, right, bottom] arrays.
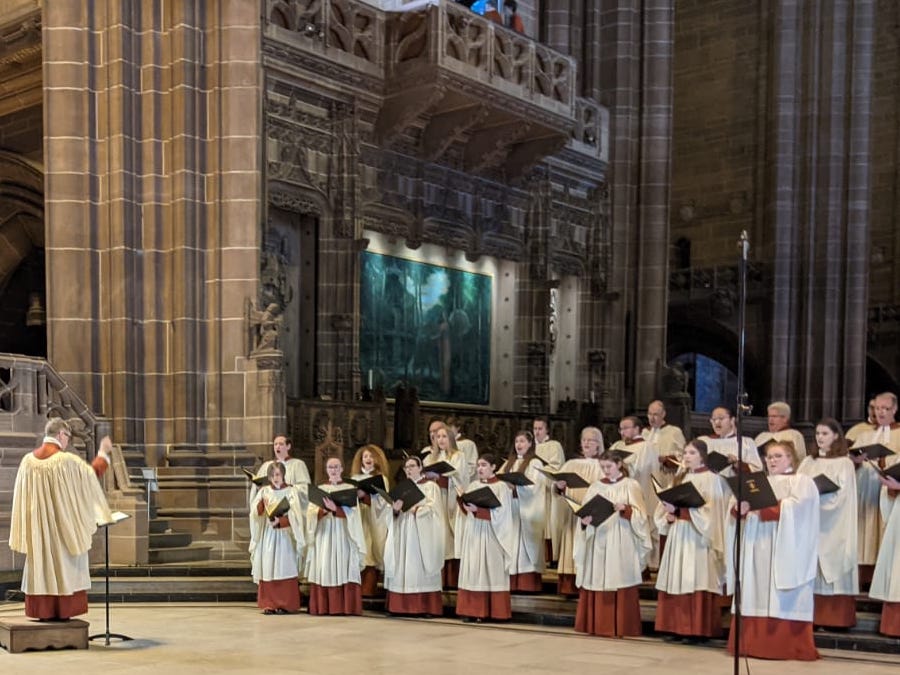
[[249, 302, 283, 354]]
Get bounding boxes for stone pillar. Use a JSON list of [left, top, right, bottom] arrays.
[[766, 0, 874, 419], [586, 0, 675, 413], [43, 1, 266, 459]]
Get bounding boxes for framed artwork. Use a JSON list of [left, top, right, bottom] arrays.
[[360, 251, 491, 405]]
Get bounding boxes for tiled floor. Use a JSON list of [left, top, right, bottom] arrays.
[[0, 602, 897, 673]]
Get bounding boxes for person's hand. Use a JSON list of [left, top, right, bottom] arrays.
[[879, 475, 900, 490], [739, 501, 750, 516], [357, 489, 367, 499], [727, 454, 739, 464], [392, 499, 403, 513], [424, 471, 439, 481], [665, 513, 677, 523], [323, 496, 337, 513], [463, 502, 478, 513], [554, 480, 567, 491], [850, 453, 866, 465], [580, 515, 593, 526], [269, 517, 279, 529], [614, 503, 626, 512], [662, 501, 676, 514]]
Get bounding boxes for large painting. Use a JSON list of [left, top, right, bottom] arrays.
[[360, 251, 491, 405]]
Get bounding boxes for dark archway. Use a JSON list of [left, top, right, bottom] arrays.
[[667, 315, 766, 413], [0, 151, 45, 356], [866, 356, 899, 402]]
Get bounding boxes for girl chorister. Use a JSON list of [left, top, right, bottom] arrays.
[[654, 440, 727, 641], [573, 450, 652, 638], [350, 444, 392, 597], [305, 456, 366, 616], [498, 430, 548, 592], [796, 418, 859, 628], [383, 455, 446, 616], [249, 461, 306, 614], [456, 453, 516, 622]]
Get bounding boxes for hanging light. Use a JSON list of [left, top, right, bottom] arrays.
[[25, 293, 45, 327]]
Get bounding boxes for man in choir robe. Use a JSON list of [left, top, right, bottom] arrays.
[[853, 392, 900, 579], [846, 398, 876, 445], [252, 435, 311, 510], [534, 416, 566, 563], [612, 416, 660, 567], [642, 400, 686, 459], [700, 406, 762, 474], [754, 401, 807, 459], [9, 418, 114, 620]]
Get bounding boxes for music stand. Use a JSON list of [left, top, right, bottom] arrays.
[[89, 512, 133, 645]]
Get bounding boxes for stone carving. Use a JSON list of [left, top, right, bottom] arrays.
[[248, 301, 284, 354]]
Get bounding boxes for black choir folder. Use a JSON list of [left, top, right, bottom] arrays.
[[850, 443, 894, 460], [460, 486, 502, 509], [346, 474, 386, 494], [373, 479, 426, 512], [265, 496, 291, 519], [706, 452, 732, 474], [308, 484, 358, 509], [497, 471, 534, 487], [423, 461, 456, 475], [565, 494, 616, 525], [725, 471, 778, 511], [652, 477, 706, 509], [538, 469, 591, 489], [241, 467, 269, 487], [867, 460, 900, 481], [812, 474, 840, 495]]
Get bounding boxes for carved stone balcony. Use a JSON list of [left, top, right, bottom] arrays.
[[264, 0, 604, 176]]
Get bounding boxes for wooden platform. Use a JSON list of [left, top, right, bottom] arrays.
[[0, 617, 89, 653]]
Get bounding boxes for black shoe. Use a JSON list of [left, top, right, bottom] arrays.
[[263, 609, 275, 615], [663, 634, 683, 643], [275, 608, 289, 615], [461, 617, 483, 623], [683, 636, 708, 645]]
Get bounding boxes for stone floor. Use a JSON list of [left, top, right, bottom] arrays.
[[0, 601, 897, 673]]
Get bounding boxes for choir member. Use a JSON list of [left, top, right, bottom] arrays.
[[305, 456, 366, 615], [869, 471, 900, 636], [251, 435, 311, 509], [383, 455, 446, 616], [447, 415, 478, 484], [654, 439, 727, 641], [573, 450, 652, 638], [249, 461, 305, 614], [726, 442, 820, 660], [423, 424, 469, 588], [613, 416, 661, 568], [420, 417, 444, 457], [851, 392, 900, 583], [702, 406, 763, 474], [499, 429, 548, 592], [643, 400, 687, 490], [350, 444, 392, 597], [796, 418, 858, 628], [643, 399, 687, 459], [551, 427, 606, 595], [456, 453, 516, 622], [754, 401, 807, 458], [534, 416, 566, 563]]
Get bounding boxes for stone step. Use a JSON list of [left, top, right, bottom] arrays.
[[149, 531, 193, 549], [150, 512, 250, 543], [87, 575, 256, 597], [148, 543, 214, 565]]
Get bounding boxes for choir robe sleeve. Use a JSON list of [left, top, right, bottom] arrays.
[[802, 457, 857, 583], [772, 475, 820, 591], [514, 458, 549, 567], [413, 482, 446, 576]]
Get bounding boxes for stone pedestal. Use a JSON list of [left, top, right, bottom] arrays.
[[0, 617, 89, 653]]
